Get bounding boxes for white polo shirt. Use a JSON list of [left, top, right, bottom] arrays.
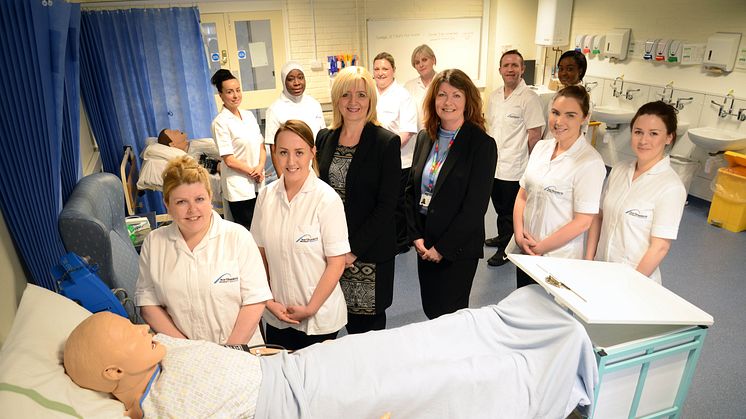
[[487, 79, 545, 181], [595, 156, 686, 283], [251, 172, 350, 335], [520, 136, 606, 259], [211, 108, 265, 201], [264, 94, 326, 145], [377, 81, 419, 169], [404, 76, 427, 131], [136, 211, 272, 345]]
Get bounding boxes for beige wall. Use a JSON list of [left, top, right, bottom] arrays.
[[0, 212, 27, 345], [567, 0, 746, 94]]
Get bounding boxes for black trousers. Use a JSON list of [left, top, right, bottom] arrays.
[[490, 179, 520, 251], [228, 198, 256, 230], [417, 257, 477, 320], [395, 168, 411, 248], [345, 311, 387, 335], [265, 324, 339, 351], [516, 265, 538, 289]]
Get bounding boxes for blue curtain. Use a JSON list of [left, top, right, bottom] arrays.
[[0, 1, 81, 289], [80, 7, 217, 214]]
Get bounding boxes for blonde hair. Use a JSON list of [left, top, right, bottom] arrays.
[[411, 44, 436, 67], [329, 66, 379, 129], [162, 155, 212, 203], [275, 119, 319, 175]]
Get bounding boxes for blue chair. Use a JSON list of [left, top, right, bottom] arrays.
[[58, 172, 140, 319]]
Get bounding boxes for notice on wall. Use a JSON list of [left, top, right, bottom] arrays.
[[248, 42, 268, 67]]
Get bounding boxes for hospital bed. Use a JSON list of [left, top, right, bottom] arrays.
[[120, 138, 224, 223], [0, 257, 712, 418], [1, 283, 597, 418], [509, 255, 713, 419]]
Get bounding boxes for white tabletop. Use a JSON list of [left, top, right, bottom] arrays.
[[508, 255, 714, 326]]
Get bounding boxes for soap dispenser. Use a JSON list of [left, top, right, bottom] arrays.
[[591, 35, 605, 55], [643, 39, 657, 61], [655, 39, 671, 61], [668, 40, 683, 63]]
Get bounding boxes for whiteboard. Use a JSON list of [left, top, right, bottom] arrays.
[[366, 17, 487, 87]]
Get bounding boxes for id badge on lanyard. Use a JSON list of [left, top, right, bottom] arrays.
[[419, 192, 432, 209]]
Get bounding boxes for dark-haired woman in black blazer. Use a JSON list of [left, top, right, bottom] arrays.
[[316, 66, 401, 334], [405, 69, 496, 320]]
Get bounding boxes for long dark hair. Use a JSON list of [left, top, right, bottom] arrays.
[[423, 69, 485, 140], [210, 69, 236, 93], [631, 101, 679, 144]]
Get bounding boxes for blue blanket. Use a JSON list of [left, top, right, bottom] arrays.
[[255, 285, 597, 419]]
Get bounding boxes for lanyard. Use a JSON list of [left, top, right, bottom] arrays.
[[426, 127, 460, 191]]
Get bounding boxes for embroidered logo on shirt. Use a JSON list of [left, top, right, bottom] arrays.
[[544, 186, 564, 196], [214, 273, 239, 284], [296, 234, 319, 243], [625, 209, 649, 219]]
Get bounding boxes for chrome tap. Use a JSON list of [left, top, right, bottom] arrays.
[[738, 108, 746, 122], [658, 82, 674, 104], [612, 76, 624, 98], [711, 91, 735, 118], [625, 88, 640, 100], [583, 81, 598, 92], [675, 97, 694, 111]]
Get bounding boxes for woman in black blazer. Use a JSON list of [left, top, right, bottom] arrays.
[[405, 69, 496, 319], [316, 66, 401, 334]]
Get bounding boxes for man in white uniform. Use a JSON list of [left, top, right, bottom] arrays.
[[485, 50, 545, 266]]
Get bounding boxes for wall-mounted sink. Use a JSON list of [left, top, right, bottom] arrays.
[[687, 127, 746, 153], [593, 106, 636, 126], [676, 121, 690, 137]]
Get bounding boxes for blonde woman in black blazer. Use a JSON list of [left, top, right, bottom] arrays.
[[405, 69, 496, 319], [316, 66, 401, 334]]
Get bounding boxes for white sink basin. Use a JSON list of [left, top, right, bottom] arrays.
[[593, 106, 636, 125], [687, 127, 746, 153], [677, 121, 690, 137]]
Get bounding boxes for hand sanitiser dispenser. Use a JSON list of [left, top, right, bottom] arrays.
[[655, 39, 671, 61], [703, 32, 742, 72]]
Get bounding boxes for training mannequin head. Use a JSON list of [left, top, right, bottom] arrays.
[[157, 129, 189, 152], [64, 312, 165, 396]]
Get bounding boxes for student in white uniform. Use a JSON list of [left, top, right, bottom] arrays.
[[543, 50, 593, 139], [136, 156, 272, 347], [586, 101, 686, 284], [404, 44, 437, 131], [251, 120, 350, 351], [512, 85, 606, 288], [373, 52, 419, 253], [264, 62, 326, 175], [210, 69, 266, 230], [485, 49, 545, 267]]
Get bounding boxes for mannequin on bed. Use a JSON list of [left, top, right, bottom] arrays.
[[157, 129, 190, 152], [64, 286, 597, 419], [63, 311, 263, 419]]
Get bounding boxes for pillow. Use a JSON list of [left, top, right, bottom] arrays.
[[137, 158, 169, 191], [0, 284, 124, 418]]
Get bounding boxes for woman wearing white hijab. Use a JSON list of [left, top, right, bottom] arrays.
[[265, 61, 326, 174]]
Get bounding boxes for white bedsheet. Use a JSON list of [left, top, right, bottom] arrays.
[[255, 285, 598, 419]]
